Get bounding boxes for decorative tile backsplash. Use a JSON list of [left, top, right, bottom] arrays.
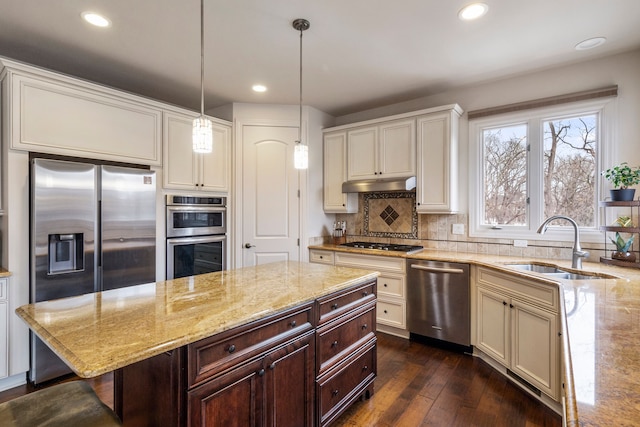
[[325, 191, 619, 264], [364, 192, 417, 238]]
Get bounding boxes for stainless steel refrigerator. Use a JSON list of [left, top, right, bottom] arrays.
[[30, 158, 157, 384]]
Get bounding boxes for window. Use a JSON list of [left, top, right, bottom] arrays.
[[469, 98, 614, 242]]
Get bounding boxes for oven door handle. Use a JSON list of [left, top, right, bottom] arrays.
[[167, 235, 226, 245], [410, 264, 465, 274]]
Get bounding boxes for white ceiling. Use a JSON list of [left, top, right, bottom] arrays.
[[1, 0, 639, 117]]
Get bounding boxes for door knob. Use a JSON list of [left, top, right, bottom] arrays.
[[244, 243, 256, 249]]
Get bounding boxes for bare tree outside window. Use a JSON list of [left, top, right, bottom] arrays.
[[482, 124, 528, 226], [543, 114, 597, 227]]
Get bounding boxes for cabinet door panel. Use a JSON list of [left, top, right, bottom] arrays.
[[476, 286, 509, 366], [347, 126, 378, 180], [324, 132, 357, 213], [201, 124, 230, 192], [265, 333, 315, 427], [164, 112, 198, 189], [511, 302, 558, 399], [379, 119, 415, 177], [188, 358, 263, 427]]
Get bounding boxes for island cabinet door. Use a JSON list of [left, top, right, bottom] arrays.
[[188, 357, 265, 427], [264, 331, 315, 427]]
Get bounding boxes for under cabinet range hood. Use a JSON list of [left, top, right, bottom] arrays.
[[342, 176, 416, 193]]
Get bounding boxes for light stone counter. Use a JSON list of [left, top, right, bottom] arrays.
[[311, 244, 640, 426], [15, 261, 378, 379]]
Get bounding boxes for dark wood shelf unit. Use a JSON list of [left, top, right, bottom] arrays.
[[600, 199, 640, 269]]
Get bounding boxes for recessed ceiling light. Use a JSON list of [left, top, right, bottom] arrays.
[[81, 12, 111, 28], [458, 3, 489, 21], [252, 84, 267, 93], [575, 37, 606, 51]]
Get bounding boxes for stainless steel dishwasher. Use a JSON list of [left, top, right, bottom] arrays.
[[407, 259, 471, 349]]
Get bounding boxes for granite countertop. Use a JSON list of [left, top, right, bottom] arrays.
[[311, 243, 640, 426], [15, 261, 378, 378], [0, 268, 12, 278]]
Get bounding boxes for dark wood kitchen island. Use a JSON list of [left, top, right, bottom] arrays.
[[16, 261, 379, 426]]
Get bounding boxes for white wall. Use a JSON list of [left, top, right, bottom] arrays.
[[335, 48, 640, 214]]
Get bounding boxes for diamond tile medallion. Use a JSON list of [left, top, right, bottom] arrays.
[[364, 192, 418, 238]]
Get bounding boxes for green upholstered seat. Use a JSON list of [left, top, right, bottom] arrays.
[[0, 380, 121, 426]]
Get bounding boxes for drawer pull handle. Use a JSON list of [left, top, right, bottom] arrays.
[[362, 365, 368, 371], [269, 363, 276, 370], [362, 323, 368, 330], [362, 291, 368, 296], [258, 369, 265, 377], [384, 310, 388, 314], [319, 255, 324, 259], [503, 301, 507, 306], [331, 303, 339, 310], [290, 320, 297, 327], [332, 340, 339, 347], [383, 283, 388, 287], [332, 389, 339, 396], [228, 344, 236, 353]]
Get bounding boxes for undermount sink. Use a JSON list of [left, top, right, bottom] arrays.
[[505, 263, 617, 280], [508, 263, 565, 274]]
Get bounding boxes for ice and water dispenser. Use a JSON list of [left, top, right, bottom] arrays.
[[48, 233, 84, 274]]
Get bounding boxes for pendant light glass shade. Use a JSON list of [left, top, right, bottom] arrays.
[[193, 0, 213, 153], [193, 116, 213, 153], [293, 18, 310, 170], [294, 143, 308, 169]]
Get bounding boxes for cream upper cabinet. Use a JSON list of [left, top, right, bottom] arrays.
[[416, 105, 462, 214], [0, 278, 8, 379], [323, 131, 357, 213], [163, 111, 230, 192], [347, 118, 415, 181], [4, 62, 162, 166], [475, 267, 560, 401]]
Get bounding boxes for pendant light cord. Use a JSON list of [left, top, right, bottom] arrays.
[[200, 0, 205, 116], [298, 26, 303, 143]]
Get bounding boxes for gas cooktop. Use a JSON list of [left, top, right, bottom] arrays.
[[340, 241, 424, 254]]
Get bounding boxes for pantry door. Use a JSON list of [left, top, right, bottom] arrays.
[[240, 123, 300, 267]]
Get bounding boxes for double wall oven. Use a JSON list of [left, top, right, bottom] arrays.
[[166, 195, 226, 279]]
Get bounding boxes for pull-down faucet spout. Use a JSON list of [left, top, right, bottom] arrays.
[[537, 215, 589, 269]]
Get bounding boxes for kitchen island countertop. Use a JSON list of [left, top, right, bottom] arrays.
[[15, 261, 378, 378], [311, 243, 640, 427]]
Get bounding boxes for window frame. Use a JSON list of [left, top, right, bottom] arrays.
[[468, 97, 616, 244]]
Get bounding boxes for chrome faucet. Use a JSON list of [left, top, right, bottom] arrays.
[[537, 215, 589, 269]]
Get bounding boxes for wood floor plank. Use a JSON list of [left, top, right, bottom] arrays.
[[0, 332, 561, 427]]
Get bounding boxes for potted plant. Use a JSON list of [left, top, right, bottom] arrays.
[[610, 232, 636, 262], [601, 162, 640, 201]]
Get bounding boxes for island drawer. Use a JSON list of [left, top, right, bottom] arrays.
[[188, 303, 314, 387], [316, 302, 375, 374], [317, 280, 376, 324], [316, 339, 376, 426]]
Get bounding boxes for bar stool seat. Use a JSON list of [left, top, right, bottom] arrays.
[[0, 380, 121, 426]]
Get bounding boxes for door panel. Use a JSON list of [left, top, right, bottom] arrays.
[[242, 125, 300, 267]]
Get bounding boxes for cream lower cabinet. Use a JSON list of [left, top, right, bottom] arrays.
[[163, 111, 231, 192], [475, 267, 560, 401], [333, 252, 407, 337], [0, 278, 8, 379]]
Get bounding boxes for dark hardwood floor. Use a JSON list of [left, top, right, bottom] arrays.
[[0, 333, 561, 426]]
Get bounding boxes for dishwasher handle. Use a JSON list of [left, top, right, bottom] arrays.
[[410, 264, 465, 274]]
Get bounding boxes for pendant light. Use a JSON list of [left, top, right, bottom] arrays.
[[293, 18, 310, 170], [193, 0, 213, 153]]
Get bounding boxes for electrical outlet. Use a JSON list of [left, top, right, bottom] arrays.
[[452, 224, 465, 235], [513, 239, 528, 247]]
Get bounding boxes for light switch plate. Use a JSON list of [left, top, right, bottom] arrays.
[[513, 239, 528, 247], [452, 224, 465, 235]]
